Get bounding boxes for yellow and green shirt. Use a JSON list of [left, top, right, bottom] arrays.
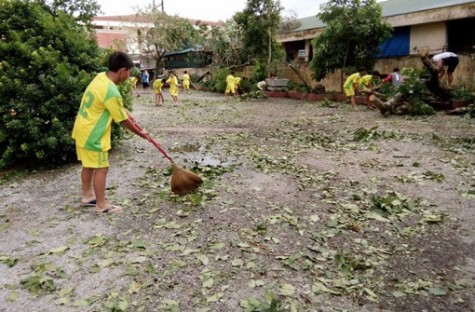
[[344, 73, 361, 90], [72, 72, 128, 152], [359, 74, 373, 89]]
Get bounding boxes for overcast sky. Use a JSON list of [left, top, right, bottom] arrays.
[[97, 0, 326, 21]]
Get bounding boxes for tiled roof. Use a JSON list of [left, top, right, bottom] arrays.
[[292, 0, 475, 32], [93, 14, 224, 27]]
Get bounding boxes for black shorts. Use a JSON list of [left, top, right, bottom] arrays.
[[142, 82, 149, 88], [442, 56, 459, 73]]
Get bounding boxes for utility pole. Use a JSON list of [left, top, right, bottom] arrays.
[[152, 0, 164, 12]]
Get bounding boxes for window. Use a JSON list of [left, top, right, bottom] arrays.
[[448, 17, 475, 53]]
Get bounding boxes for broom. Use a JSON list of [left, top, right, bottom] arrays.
[[134, 122, 203, 195]]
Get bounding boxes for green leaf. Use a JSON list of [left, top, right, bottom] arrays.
[[55, 297, 70, 305], [197, 254, 209, 266], [279, 284, 296, 297], [48, 246, 69, 255], [206, 292, 224, 303], [202, 278, 214, 288], [426, 287, 447, 296], [367, 212, 390, 222], [7, 291, 18, 302], [231, 259, 244, 267], [73, 300, 90, 307]]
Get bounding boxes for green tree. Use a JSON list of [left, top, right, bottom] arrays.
[[135, 8, 203, 78], [233, 0, 283, 71], [310, 0, 392, 83], [0, 0, 102, 168], [207, 20, 247, 67], [45, 0, 100, 29]]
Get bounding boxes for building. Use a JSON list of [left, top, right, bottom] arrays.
[[276, 0, 475, 90], [92, 14, 222, 70]]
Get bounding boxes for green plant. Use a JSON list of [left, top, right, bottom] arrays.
[[0, 0, 103, 169], [452, 86, 475, 103], [288, 81, 307, 92], [239, 91, 268, 100], [211, 68, 230, 93]]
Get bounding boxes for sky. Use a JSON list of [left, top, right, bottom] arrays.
[[97, 0, 326, 21]]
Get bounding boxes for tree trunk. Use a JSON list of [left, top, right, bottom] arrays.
[[267, 27, 272, 78], [369, 93, 406, 116], [419, 48, 452, 101], [288, 64, 311, 93]]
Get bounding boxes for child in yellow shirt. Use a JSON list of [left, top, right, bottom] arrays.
[[343, 67, 366, 109], [153, 78, 165, 106], [166, 71, 179, 105], [225, 72, 236, 99], [182, 71, 190, 94], [71, 52, 148, 214]]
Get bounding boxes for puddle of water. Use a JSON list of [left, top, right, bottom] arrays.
[[181, 153, 236, 167], [170, 143, 237, 167], [169, 143, 201, 153]]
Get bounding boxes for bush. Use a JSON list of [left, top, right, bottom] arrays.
[[0, 0, 104, 169]]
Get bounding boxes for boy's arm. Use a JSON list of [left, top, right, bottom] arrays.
[[121, 111, 148, 139]]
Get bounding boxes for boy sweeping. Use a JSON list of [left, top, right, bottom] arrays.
[[72, 52, 148, 214]]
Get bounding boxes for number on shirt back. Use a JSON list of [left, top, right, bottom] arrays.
[[78, 91, 94, 119]]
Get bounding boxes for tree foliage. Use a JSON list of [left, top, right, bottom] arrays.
[[135, 8, 203, 77], [0, 0, 102, 168], [310, 0, 392, 81], [206, 20, 247, 67], [233, 0, 283, 62], [45, 0, 100, 29]]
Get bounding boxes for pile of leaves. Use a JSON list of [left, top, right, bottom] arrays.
[[239, 91, 268, 101]]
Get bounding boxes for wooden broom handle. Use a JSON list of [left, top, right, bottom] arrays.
[[132, 119, 174, 163], [147, 135, 174, 163]]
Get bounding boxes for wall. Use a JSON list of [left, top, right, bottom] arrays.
[[374, 54, 475, 88], [261, 54, 475, 92], [410, 22, 446, 53]]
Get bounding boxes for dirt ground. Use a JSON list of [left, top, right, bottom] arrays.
[[0, 90, 474, 312]]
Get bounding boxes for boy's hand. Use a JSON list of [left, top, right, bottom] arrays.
[[140, 130, 148, 139]]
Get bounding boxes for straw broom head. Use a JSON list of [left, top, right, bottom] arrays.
[[171, 163, 203, 196]]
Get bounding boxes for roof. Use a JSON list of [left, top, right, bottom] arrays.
[[164, 47, 212, 56], [380, 0, 474, 17], [291, 0, 475, 32], [93, 14, 224, 27]]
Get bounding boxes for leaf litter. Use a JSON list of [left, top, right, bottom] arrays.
[[0, 94, 474, 311]]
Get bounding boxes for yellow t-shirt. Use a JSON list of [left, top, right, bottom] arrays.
[[359, 74, 373, 88], [167, 76, 179, 96], [226, 74, 235, 88], [72, 72, 128, 152], [344, 73, 361, 90], [153, 79, 163, 93], [225, 74, 235, 94], [130, 76, 138, 87], [182, 74, 190, 88]]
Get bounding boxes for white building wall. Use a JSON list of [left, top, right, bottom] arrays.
[[410, 22, 447, 54]]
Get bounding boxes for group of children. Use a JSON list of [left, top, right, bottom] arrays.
[[131, 70, 191, 106], [344, 50, 459, 109], [344, 67, 403, 109]]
